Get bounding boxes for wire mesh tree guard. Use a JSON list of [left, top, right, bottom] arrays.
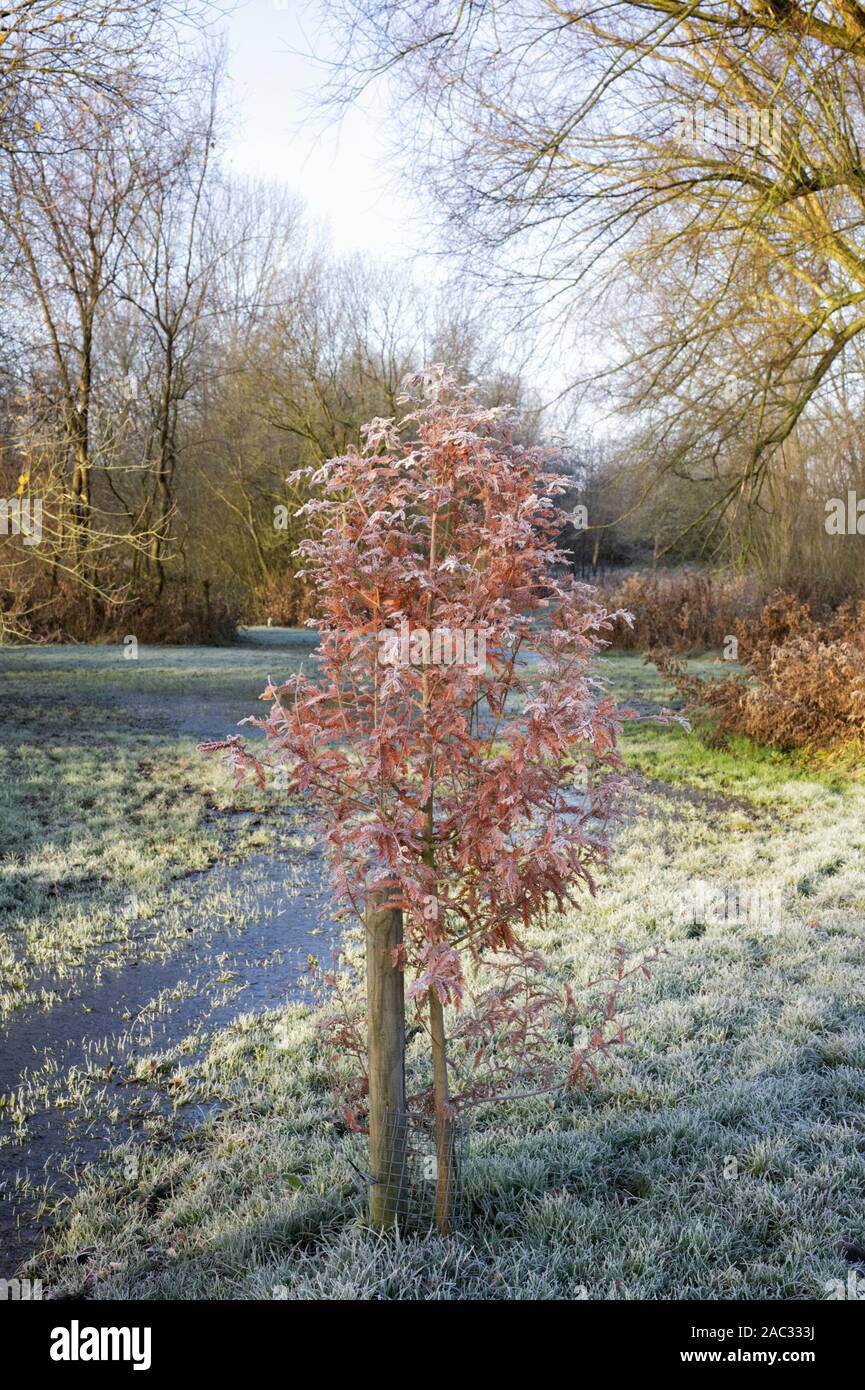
[[348, 1106, 470, 1233]]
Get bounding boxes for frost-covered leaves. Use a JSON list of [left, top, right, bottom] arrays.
[[203, 368, 635, 1101]]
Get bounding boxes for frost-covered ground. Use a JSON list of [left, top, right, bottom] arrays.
[[0, 633, 325, 1272], [3, 641, 865, 1298]]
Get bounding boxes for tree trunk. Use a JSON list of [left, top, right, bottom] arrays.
[[365, 881, 407, 1230], [70, 429, 91, 560]]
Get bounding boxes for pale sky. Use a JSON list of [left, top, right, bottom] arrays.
[[221, 0, 425, 261], [217, 1, 595, 422]]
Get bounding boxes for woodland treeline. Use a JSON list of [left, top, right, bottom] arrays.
[[5, 1, 865, 643], [0, 5, 536, 641]]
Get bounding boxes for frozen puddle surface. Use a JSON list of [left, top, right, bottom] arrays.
[[0, 838, 338, 1277]]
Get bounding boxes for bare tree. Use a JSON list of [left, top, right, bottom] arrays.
[[0, 1, 210, 151], [0, 97, 153, 591], [119, 69, 226, 593], [325, 2, 865, 559]]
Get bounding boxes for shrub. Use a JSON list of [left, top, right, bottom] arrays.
[[657, 592, 865, 756], [0, 575, 237, 645], [252, 568, 317, 628]]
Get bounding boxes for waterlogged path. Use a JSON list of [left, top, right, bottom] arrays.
[[0, 631, 334, 1276]]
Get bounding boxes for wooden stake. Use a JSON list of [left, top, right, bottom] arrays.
[[365, 880, 407, 1230], [429, 985, 453, 1235]]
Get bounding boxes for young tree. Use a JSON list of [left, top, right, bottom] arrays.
[[204, 367, 634, 1232]]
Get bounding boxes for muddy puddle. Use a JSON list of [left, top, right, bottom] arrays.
[[0, 837, 340, 1277]]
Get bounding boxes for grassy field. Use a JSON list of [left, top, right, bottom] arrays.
[[3, 642, 865, 1299]]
